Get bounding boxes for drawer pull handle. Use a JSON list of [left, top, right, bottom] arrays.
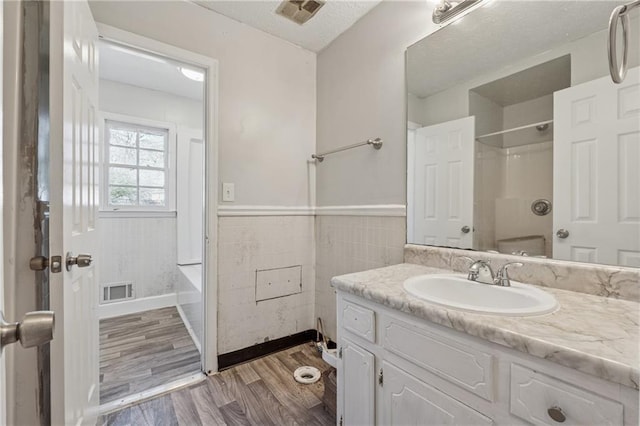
[[548, 406, 566, 423]]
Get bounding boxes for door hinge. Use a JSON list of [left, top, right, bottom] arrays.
[[378, 368, 384, 386], [339, 415, 343, 426], [338, 347, 343, 359]]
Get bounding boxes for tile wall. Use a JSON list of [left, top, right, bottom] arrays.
[[99, 216, 178, 298], [315, 215, 406, 340], [217, 215, 315, 354]]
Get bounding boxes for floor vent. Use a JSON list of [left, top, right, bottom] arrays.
[[276, 0, 325, 25], [101, 282, 134, 304]]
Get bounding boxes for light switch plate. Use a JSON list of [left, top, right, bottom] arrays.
[[222, 183, 235, 202]]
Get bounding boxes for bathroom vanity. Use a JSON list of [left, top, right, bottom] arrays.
[[332, 263, 639, 426]]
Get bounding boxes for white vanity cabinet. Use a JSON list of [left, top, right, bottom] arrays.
[[336, 292, 639, 426], [341, 338, 376, 425]]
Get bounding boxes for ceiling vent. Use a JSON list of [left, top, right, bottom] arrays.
[[276, 0, 325, 25]]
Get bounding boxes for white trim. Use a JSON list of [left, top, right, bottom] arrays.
[[315, 205, 407, 217], [98, 293, 177, 319], [218, 205, 315, 217], [98, 373, 206, 415], [0, 3, 6, 425], [408, 121, 422, 130], [176, 303, 202, 353], [217, 204, 407, 217], [98, 210, 176, 219], [97, 23, 220, 374]]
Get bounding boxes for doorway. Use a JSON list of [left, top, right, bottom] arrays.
[[96, 39, 208, 409]]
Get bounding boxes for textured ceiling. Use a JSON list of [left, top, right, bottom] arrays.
[[407, 1, 617, 99], [472, 56, 572, 107], [99, 41, 205, 100], [192, 0, 382, 52]]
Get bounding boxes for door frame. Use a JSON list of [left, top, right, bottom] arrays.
[[95, 24, 219, 375], [0, 0, 6, 424]]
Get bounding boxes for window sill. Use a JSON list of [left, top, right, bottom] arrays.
[[98, 210, 177, 219]]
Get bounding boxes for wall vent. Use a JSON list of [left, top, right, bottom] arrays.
[[101, 282, 134, 304], [276, 0, 325, 25]]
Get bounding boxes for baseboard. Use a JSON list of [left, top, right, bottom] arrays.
[[218, 330, 335, 370], [99, 293, 177, 319], [175, 303, 202, 353]]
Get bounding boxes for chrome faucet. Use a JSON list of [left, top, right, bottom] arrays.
[[494, 262, 524, 287], [463, 257, 524, 287], [467, 260, 495, 284]]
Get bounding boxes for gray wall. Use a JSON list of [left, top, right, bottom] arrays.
[[91, 0, 316, 207], [316, 1, 436, 206]]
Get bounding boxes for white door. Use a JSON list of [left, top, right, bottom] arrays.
[[411, 117, 475, 248], [49, 1, 100, 424], [381, 362, 492, 425], [554, 67, 640, 267], [340, 338, 375, 426]]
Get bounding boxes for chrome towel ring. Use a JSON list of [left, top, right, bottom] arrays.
[[608, 0, 640, 84]]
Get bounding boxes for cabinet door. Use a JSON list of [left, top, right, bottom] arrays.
[[381, 362, 493, 426], [342, 338, 375, 425]]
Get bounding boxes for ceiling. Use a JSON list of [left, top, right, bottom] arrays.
[[471, 55, 572, 107], [407, 1, 617, 99], [99, 41, 205, 101], [192, 0, 382, 52]]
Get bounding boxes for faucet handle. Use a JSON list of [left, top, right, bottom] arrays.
[[464, 258, 492, 281], [495, 262, 523, 286]]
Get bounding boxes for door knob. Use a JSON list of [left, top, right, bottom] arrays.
[[461, 226, 471, 234], [556, 229, 570, 239], [65, 252, 93, 271], [547, 406, 566, 423], [0, 310, 55, 353]]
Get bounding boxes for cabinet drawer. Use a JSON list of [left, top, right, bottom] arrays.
[[382, 362, 493, 426], [381, 316, 494, 401], [510, 364, 623, 425], [341, 300, 375, 342]]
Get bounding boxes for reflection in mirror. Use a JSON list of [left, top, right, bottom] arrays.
[[406, 1, 640, 268]]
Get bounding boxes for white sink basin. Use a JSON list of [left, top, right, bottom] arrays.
[[403, 274, 558, 316]]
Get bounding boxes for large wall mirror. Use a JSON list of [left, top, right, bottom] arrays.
[[406, 1, 640, 268]]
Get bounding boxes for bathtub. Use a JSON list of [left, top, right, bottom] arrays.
[[177, 264, 203, 352]]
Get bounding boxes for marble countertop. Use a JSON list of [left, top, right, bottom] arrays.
[[331, 263, 640, 390]]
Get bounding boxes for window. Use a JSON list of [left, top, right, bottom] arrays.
[[104, 119, 173, 210]]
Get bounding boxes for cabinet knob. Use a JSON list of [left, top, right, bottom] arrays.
[[547, 406, 566, 423]]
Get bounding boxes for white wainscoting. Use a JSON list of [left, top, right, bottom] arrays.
[[99, 216, 178, 299], [315, 215, 406, 340], [217, 215, 315, 353]]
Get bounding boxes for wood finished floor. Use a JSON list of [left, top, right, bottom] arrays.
[[100, 342, 336, 426], [100, 306, 201, 404]]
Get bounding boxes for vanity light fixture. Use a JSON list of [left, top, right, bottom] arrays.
[[179, 67, 205, 82], [432, 0, 488, 24]]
